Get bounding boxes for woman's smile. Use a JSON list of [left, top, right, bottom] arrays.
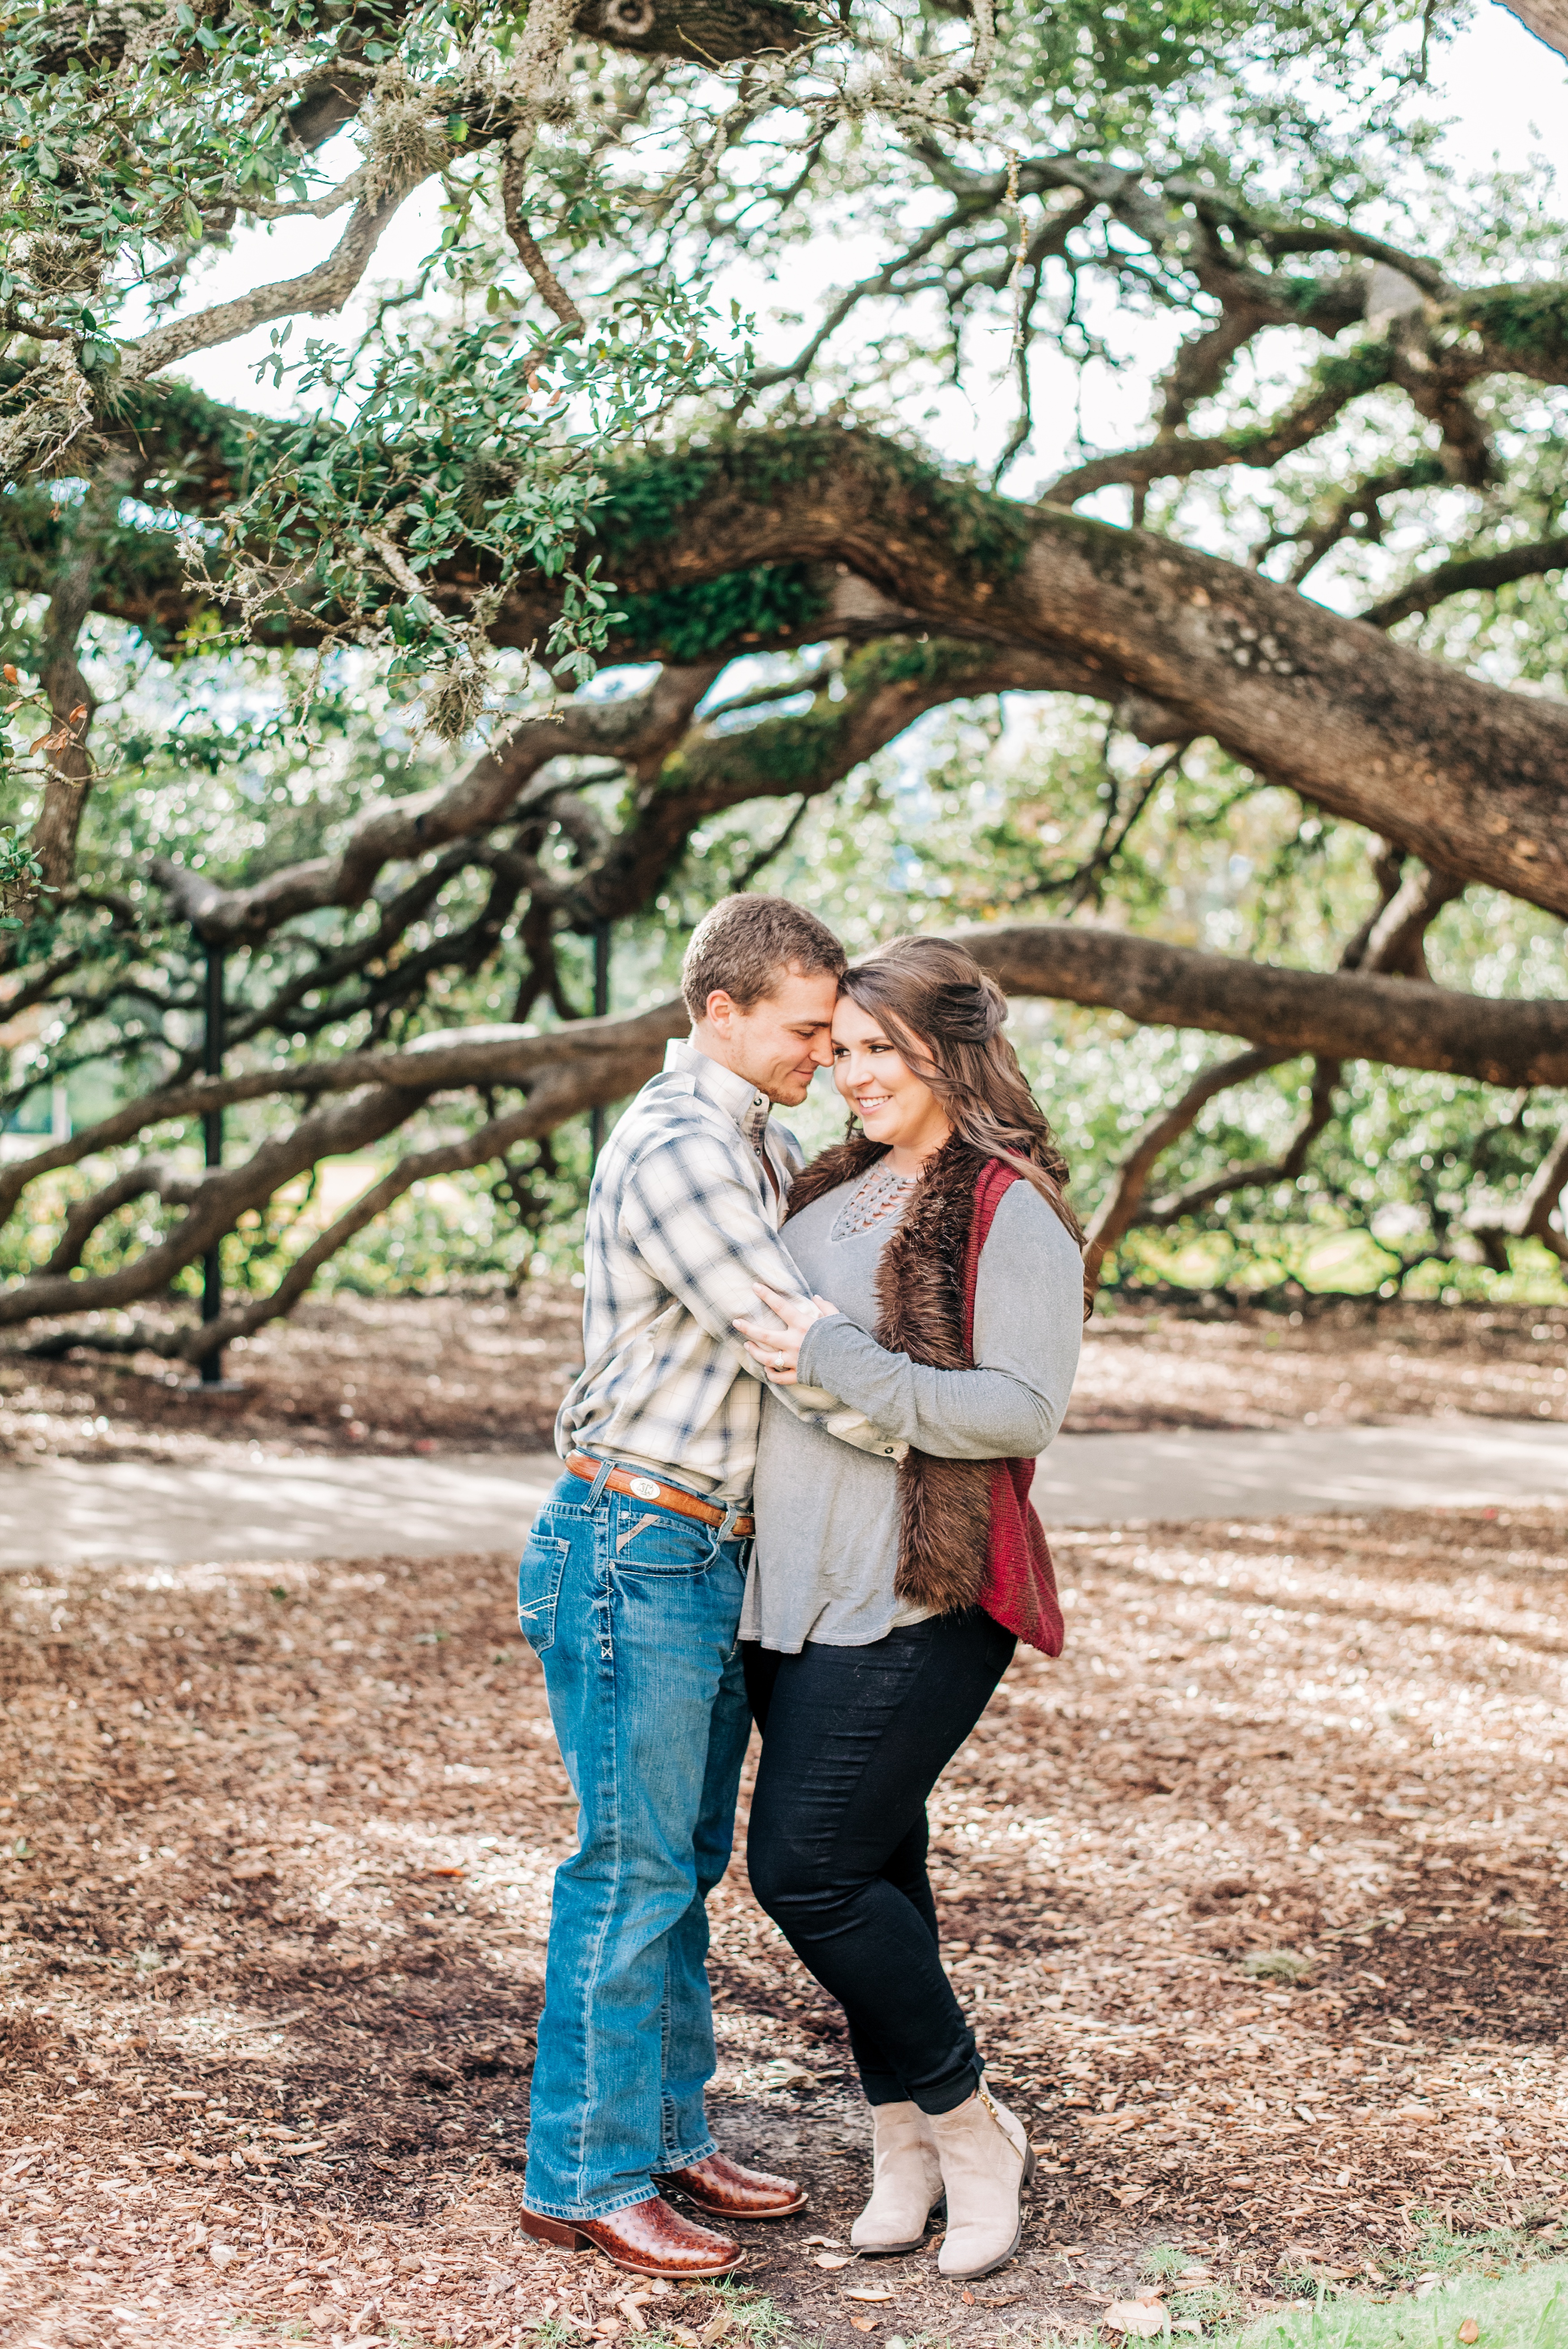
[[831, 995, 953, 1170]]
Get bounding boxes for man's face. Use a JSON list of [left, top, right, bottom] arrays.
[[700, 964, 841, 1105]]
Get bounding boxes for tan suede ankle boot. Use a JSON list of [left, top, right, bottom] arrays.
[[928, 2082, 1035, 2280], [849, 2102, 944, 2254]]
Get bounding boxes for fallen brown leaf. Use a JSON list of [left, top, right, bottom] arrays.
[[1457, 2323, 1479, 2344], [1104, 2301, 1169, 2340]]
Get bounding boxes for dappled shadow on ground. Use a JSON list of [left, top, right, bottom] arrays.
[[1, 1505, 1565, 2346], [0, 1289, 586, 1466]]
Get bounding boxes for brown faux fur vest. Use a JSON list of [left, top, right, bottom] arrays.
[[785, 1131, 1001, 1616]]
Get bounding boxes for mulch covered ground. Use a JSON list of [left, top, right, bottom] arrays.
[[2, 1291, 1565, 1465], [3, 1491, 1565, 2347]]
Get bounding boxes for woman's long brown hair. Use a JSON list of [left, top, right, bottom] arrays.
[[836, 934, 1085, 1250]]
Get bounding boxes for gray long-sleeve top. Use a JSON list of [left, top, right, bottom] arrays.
[[741, 1170, 1083, 1652]]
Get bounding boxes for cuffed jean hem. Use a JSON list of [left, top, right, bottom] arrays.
[[521, 2185, 661, 2224], [862, 2058, 983, 2114], [655, 2133, 717, 2170], [915, 2060, 985, 2117]]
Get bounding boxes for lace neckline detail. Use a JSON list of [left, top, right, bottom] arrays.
[[828, 1161, 916, 1242]]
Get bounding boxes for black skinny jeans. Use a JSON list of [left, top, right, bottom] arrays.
[[743, 1608, 1015, 2116]]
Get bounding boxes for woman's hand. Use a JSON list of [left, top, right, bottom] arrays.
[[734, 1282, 839, 1384]]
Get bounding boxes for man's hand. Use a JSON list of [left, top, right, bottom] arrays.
[[734, 1282, 839, 1385]]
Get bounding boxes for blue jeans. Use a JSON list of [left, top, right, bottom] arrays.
[[517, 1468, 753, 2221]]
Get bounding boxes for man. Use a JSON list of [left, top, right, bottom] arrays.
[[516, 895, 898, 2280]]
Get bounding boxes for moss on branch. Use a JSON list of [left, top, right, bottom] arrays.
[[610, 564, 827, 660]]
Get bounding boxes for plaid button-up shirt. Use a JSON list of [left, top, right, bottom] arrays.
[[556, 1039, 900, 1500]]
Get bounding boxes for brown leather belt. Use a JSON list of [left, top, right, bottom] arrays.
[[565, 1453, 755, 1539]]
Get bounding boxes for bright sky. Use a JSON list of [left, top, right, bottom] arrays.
[[173, 0, 1568, 452]]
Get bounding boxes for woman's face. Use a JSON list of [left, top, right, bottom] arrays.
[[831, 994, 952, 1160]]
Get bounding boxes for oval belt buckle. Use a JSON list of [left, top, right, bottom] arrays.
[[628, 1476, 663, 1501]]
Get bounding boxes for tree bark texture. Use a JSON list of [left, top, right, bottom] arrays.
[[550, 433, 1568, 917], [1501, 0, 1568, 57], [29, 452, 138, 892], [965, 924, 1568, 1088]]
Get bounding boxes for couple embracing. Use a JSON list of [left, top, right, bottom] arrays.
[[516, 896, 1084, 2286]]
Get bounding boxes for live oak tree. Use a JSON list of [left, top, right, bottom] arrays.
[[1, 0, 1565, 1354]]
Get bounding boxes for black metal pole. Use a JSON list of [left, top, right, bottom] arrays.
[[588, 919, 612, 1167], [198, 937, 225, 1384]]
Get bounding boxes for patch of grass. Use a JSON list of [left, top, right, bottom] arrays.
[[1211, 2260, 1568, 2344], [1241, 1949, 1313, 1983], [1142, 2243, 1195, 2278], [1173, 2281, 1247, 2327], [1385, 2210, 1562, 2284], [697, 2285, 790, 2348]]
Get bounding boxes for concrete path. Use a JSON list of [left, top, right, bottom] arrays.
[[2, 1417, 1565, 1569]]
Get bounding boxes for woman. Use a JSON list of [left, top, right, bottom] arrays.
[[732, 935, 1084, 2283]]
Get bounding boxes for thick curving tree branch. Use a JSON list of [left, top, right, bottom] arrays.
[[9, 903, 1568, 1340], [961, 922, 1568, 1090], [0, 1077, 440, 1329], [8, 921, 1568, 1250], [1501, 0, 1568, 58], [553, 432, 1568, 916], [151, 660, 726, 946], [71, 423, 1568, 915]]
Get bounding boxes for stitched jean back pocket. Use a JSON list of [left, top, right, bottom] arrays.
[[517, 1530, 571, 1655], [612, 1507, 722, 1576]]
